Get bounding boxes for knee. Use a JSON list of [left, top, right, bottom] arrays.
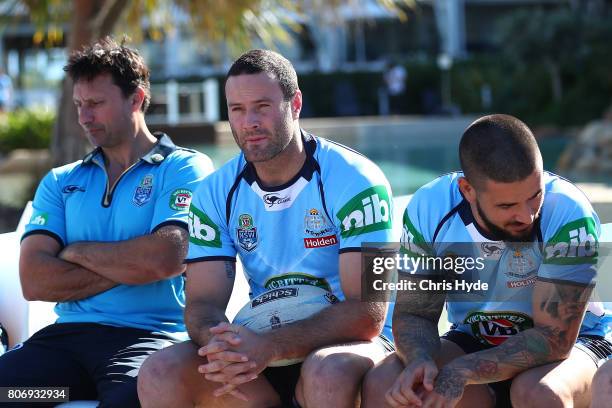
[[137, 349, 185, 404], [593, 362, 612, 394], [301, 351, 372, 393], [510, 372, 572, 408]]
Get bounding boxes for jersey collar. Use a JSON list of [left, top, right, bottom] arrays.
[[243, 129, 318, 192], [82, 132, 177, 166]]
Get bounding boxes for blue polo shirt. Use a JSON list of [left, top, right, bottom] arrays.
[[22, 134, 213, 334]]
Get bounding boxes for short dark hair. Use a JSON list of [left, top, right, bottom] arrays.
[[459, 114, 542, 189], [226, 49, 298, 100], [64, 36, 151, 112]]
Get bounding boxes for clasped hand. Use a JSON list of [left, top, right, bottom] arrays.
[[197, 322, 272, 401], [386, 359, 465, 408]]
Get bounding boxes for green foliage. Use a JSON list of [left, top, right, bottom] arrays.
[[491, 7, 612, 125], [0, 109, 54, 154]]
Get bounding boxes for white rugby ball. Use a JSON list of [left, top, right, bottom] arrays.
[[232, 285, 340, 366]]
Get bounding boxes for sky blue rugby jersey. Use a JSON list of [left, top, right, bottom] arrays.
[[22, 134, 213, 334], [186, 132, 396, 339], [401, 171, 610, 346]]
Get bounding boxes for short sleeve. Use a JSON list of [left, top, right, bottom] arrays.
[[22, 169, 66, 246], [185, 174, 237, 263], [150, 153, 214, 233], [539, 186, 600, 286], [332, 165, 394, 251]]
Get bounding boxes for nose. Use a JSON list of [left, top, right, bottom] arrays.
[[243, 109, 260, 130], [78, 106, 94, 126], [515, 203, 535, 225]]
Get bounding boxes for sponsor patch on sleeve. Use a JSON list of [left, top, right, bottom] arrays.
[[188, 204, 221, 247], [544, 217, 598, 265], [400, 210, 431, 257], [29, 211, 48, 226], [337, 185, 392, 238], [169, 189, 193, 211]]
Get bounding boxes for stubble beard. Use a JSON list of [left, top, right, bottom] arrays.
[[233, 118, 294, 163], [476, 200, 538, 242]]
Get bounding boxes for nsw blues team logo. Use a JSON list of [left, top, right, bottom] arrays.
[[133, 174, 154, 206], [237, 213, 258, 252]]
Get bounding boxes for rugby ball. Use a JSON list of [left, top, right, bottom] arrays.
[[232, 285, 340, 366]]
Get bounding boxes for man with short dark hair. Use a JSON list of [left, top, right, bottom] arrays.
[[0, 37, 213, 406], [363, 114, 612, 408], [138, 49, 395, 408]]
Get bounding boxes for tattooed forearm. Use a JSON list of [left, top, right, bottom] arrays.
[[439, 326, 566, 386], [393, 277, 445, 364], [434, 367, 467, 399]]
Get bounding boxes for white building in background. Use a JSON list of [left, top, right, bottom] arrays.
[[0, 0, 577, 116]]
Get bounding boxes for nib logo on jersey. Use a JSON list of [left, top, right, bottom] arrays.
[[338, 186, 392, 238], [304, 208, 337, 248], [188, 205, 221, 248], [465, 311, 533, 346], [544, 217, 598, 265]]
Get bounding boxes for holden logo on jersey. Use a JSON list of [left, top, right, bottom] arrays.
[[188, 205, 221, 247], [337, 186, 392, 238], [544, 217, 598, 265], [263, 193, 291, 208], [465, 311, 533, 346], [237, 213, 258, 252], [169, 189, 192, 211], [29, 211, 48, 226], [133, 174, 154, 207], [304, 208, 337, 248]]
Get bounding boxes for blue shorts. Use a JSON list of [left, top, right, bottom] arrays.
[[442, 330, 612, 408], [0, 322, 180, 408], [264, 334, 395, 408]]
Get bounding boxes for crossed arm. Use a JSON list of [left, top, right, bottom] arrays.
[[20, 225, 188, 302]]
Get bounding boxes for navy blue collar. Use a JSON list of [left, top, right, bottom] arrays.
[[82, 132, 176, 165]]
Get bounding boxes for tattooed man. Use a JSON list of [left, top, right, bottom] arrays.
[[363, 114, 612, 408]]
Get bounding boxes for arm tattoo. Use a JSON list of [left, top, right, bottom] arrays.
[[434, 367, 467, 399], [438, 282, 590, 386], [224, 261, 235, 279], [394, 276, 445, 363]]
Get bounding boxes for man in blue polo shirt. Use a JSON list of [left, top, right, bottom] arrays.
[[0, 37, 212, 407]]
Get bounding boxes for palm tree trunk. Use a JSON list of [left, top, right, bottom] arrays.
[[51, 0, 127, 166]]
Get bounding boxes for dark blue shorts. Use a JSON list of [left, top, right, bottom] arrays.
[[263, 334, 395, 408], [0, 322, 180, 408], [442, 330, 612, 408]]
